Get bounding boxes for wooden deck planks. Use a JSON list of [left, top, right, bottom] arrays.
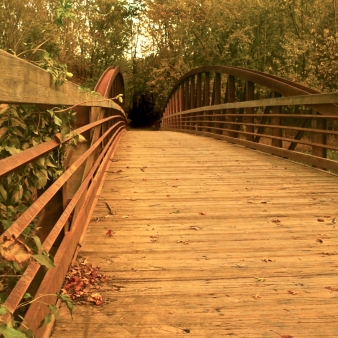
[[51, 130, 338, 338]]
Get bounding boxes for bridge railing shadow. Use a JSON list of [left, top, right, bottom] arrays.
[[161, 66, 338, 172], [0, 50, 127, 336]]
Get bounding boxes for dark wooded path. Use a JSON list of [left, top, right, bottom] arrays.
[[51, 130, 338, 338]]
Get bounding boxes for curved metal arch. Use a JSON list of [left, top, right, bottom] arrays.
[[95, 66, 126, 112], [164, 65, 337, 115]]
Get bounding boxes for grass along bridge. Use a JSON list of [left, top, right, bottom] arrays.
[[0, 51, 338, 337]]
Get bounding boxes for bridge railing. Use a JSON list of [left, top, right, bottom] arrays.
[[0, 50, 127, 336], [161, 66, 338, 172]]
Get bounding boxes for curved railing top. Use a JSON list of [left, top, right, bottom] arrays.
[[164, 65, 338, 116], [95, 66, 125, 111]]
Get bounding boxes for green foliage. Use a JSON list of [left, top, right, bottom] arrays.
[[0, 104, 75, 237], [56, 0, 77, 27]]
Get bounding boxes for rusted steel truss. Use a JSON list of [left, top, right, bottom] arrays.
[[161, 66, 338, 172]]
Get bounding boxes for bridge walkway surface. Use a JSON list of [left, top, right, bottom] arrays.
[[51, 130, 338, 338]]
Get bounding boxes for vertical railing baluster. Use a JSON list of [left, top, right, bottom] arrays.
[[214, 73, 221, 134], [271, 92, 282, 148], [246, 81, 254, 142], [203, 72, 210, 132], [180, 83, 184, 129], [185, 78, 190, 130], [190, 75, 195, 130], [227, 75, 235, 138], [173, 89, 177, 129], [313, 114, 327, 159], [196, 73, 202, 132]]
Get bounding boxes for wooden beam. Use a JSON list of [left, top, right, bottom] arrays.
[[0, 50, 124, 113]]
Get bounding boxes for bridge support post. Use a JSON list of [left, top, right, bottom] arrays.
[[227, 75, 236, 139], [196, 73, 202, 132], [202, 72, 210, 133], [213, 73, 222, 134], [312, 114, 327, 160], [190, 75, 196, 131], [245, 81, 254, 142], [271, 92, 283, 148]]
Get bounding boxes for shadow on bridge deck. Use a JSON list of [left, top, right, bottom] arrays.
[[51, 130, 338, 338]]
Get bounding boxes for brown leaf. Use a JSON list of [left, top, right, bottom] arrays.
[[317, 219, 325, 222], [0, 237, 32, 267], [199, 212, 206, 215], [282, 336, 294, 338], [272, 219, 281, 223], [325, 286, 338, 291], [288, 290, 298, 295], [106, 229, 115, 237], [316, 238, 323, 243], [87, 292, 102, 305]]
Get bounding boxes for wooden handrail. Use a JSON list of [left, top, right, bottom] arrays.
[[0, 49, 127, 337]]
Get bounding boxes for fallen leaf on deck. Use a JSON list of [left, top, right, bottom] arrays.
[[316, 238, 323, 243], [288, 290, 298, 295], [189, 226, 201, 230], [106, 229, 115, 237], [177, 240, 189, 245], [87, 292, 103, 305], [253, 294, 261, 299], [317, 219, 325, 222], [261, 258, 275, 262], [199, 212, 206, 215], [172, 210, 180, 214], [325, 286, 338, 291], [282, 336, 294, 338], [122, 216, 129, 218], [254, 277, 265, 282], [272, 219, 281, 223], [322, 251, 337, 255]]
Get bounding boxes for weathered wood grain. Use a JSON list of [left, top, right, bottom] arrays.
[[51, 131, 338, 338], [0, 50, 123, 111]]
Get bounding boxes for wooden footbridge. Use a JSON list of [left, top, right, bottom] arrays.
[[1, 50, 338, 337]]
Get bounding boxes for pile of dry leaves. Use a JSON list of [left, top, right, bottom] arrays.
[[61, 257, 109, 306]]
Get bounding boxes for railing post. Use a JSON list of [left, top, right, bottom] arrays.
[[203, 72, 210, 132], [312, 114, 327, 159], [271, 92, 282, 148], [227, 75, 236, 138], [190, 75, 196, 130], [180, 83, 184, 129], [213, 73, 222, 134], [168, 98, 172, 128], [185, 78, 190, 130], [245, 81, 254, 141], [172, 90, 177, 129], [196, 73, 202, 132]]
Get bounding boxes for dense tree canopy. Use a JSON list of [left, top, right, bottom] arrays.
[[1, 0, 337, 125]]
